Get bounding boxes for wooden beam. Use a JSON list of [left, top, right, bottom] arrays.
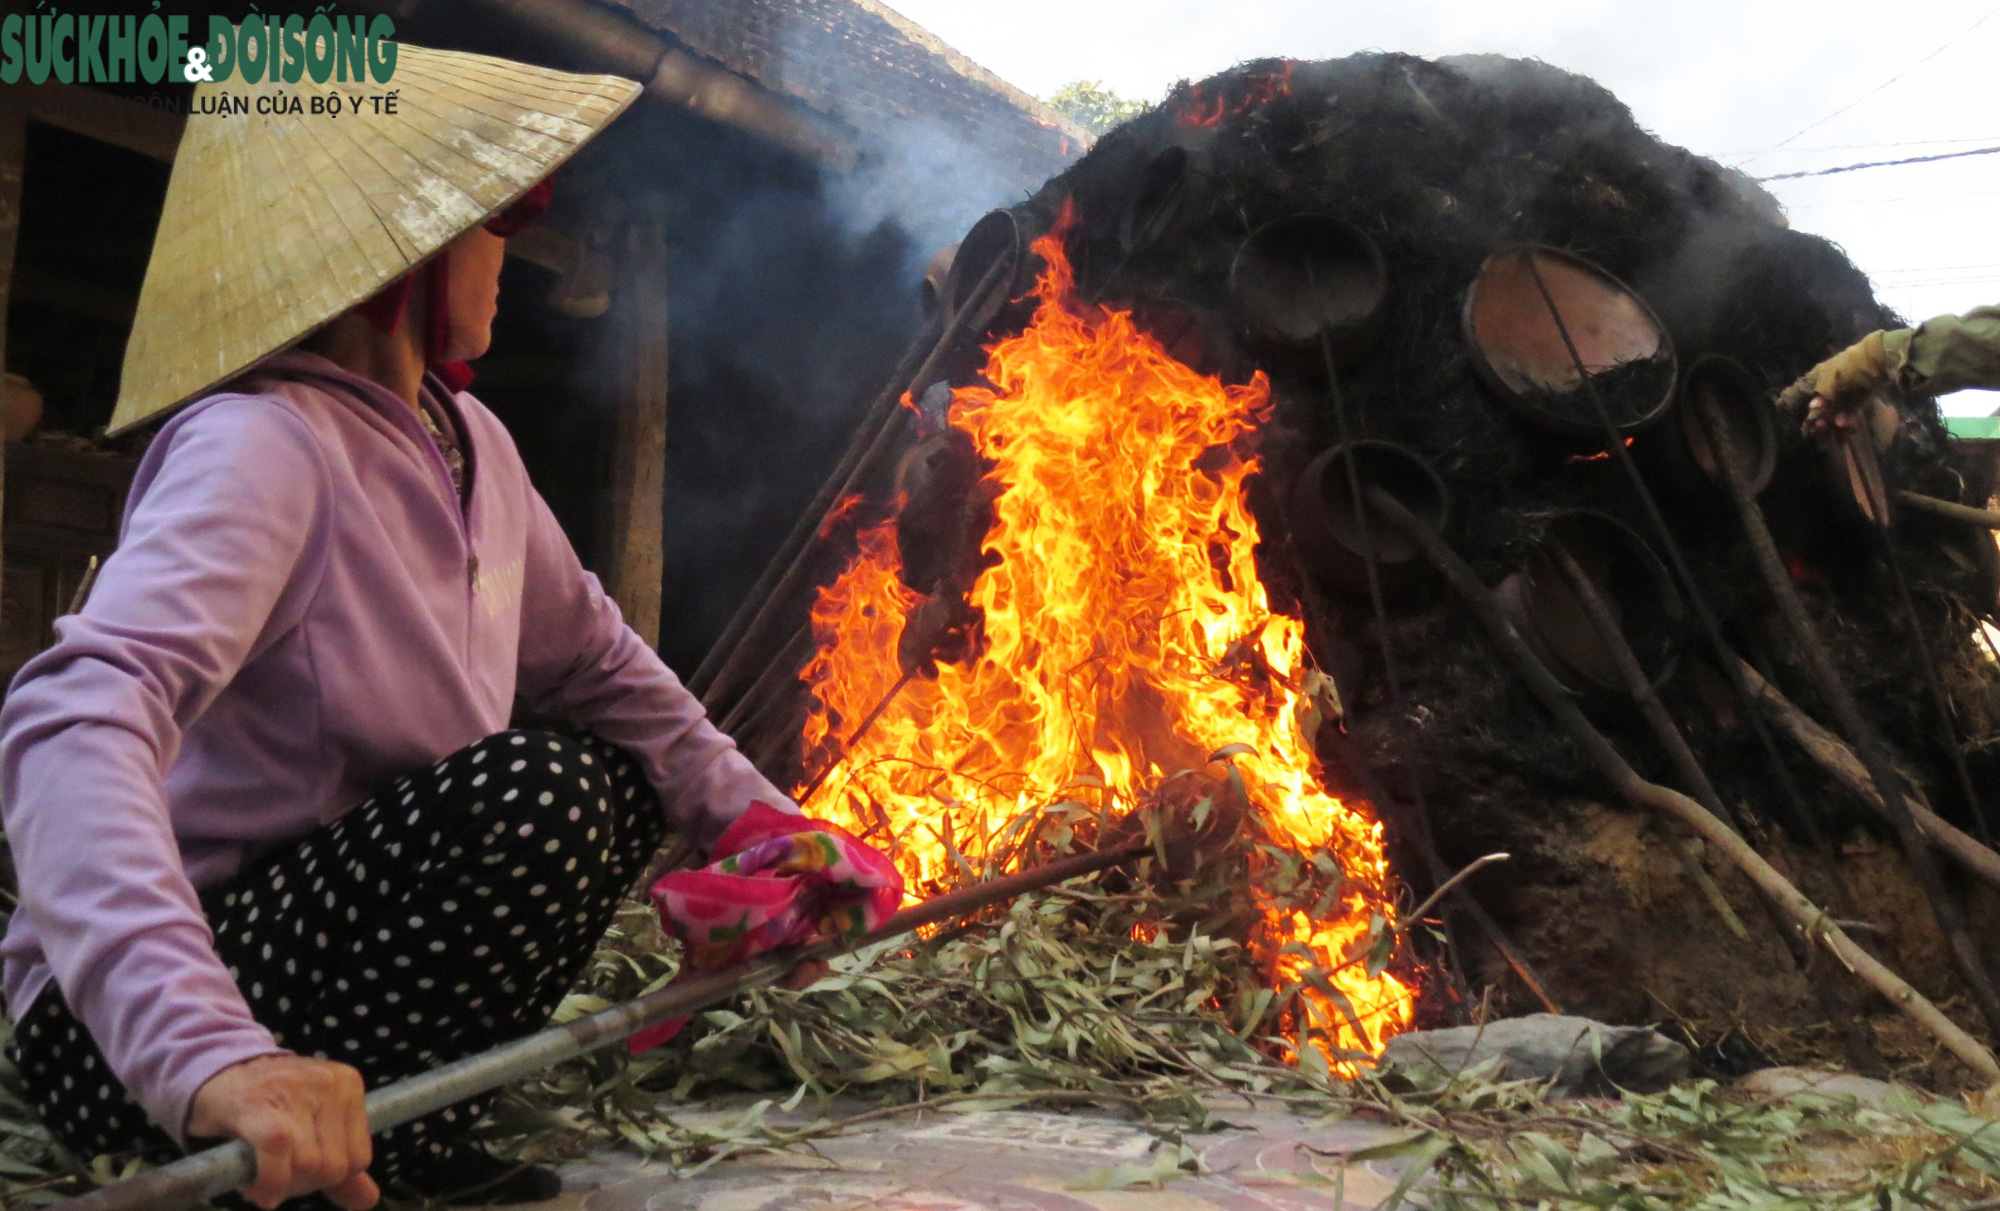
[[597, 218, 668, 650]]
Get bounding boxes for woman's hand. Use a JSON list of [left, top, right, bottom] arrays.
[[186, 1054, 379, 1210]]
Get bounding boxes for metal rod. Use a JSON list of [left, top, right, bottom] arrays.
[[1516, 254, 1827, 850], [700, 255, 1015, 713], [1361, 482, 2000, 1083], [1865, 437, 1991, 844], [1547, 541, 1888, 1073], [1301, 263, 1476, 1011], [1688, 398, 2000, 1034], [57, 843, 1151, 1211], [796, 666, 918, 809], [1894, 489, 2000, 530], [65, 555, 100, 615]]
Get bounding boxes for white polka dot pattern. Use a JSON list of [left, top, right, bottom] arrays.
[[9, 730, 665, 1184]]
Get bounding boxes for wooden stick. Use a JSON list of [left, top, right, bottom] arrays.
[[1318, 854, 1512, 982], [1735, 654, 2000, 891], [1692, 397, 2000, 1034], [1365, 484, 2000, 1084], [1549, 544, 1888, 1072], [716, 624, 814, 736], [1896, 489, 2000, 530], [687, 315, 934, 698], [1546, 542, 1750, 940]]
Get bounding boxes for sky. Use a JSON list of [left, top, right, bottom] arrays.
[[883, 0, 2000, 414]]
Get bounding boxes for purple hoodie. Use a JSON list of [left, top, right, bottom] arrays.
[[0, 352, 791, 1139]]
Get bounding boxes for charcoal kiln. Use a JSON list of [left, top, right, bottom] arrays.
[[705, 52, 2000, 1082]]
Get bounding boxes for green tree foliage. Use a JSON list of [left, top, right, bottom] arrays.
[[1046, 80, 1147, 135]]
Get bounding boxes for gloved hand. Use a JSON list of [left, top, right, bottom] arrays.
[[631, 802, 903, 1052], [1779, 330, 1893, 439]]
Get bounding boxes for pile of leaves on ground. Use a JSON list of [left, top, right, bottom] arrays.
[[462, 874, 2000, 1210], [4, 869, 2000, 1207]]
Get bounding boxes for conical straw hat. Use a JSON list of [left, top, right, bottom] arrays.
[[110, 42, 642, 435]]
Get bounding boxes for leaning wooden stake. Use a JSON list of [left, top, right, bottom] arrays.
[[1895, 489, 2000, 530], [1691, 399, 2000, 1033], [688, 314, 941, 699], [1545, 542, 1748, 940], [1736, 654, 2000, 892], [1364, 484, 2000, 1084], [1548, 542, 1887, 1072]]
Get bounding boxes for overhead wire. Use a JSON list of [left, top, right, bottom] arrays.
[[1735, 5, 2000, 168], [1713, 134, 2000, 157], [1758, 143, 2000, 180]]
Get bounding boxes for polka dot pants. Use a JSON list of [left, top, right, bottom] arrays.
[[9, 729, 667, 1183]]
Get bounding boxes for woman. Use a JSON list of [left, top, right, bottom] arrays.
[[0, 41, 886, 1210]]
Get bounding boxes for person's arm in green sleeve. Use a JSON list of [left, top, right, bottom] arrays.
[[1780, 304, 2000, 439], [1887, 305, 2000, 397]]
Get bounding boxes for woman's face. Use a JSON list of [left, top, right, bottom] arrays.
[[440, 227, 507, 362]]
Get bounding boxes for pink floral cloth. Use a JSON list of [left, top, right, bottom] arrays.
[[631, 802, 903, 1052]]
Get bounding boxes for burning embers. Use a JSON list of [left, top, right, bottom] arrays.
[[799, 220, 1414, 1064]]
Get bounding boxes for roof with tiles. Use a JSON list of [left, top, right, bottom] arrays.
[[592, 0, 1090, 192]]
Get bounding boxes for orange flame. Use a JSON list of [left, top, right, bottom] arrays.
[[1178, 61, 1297, 128], [799, 215, 1413, 1065]]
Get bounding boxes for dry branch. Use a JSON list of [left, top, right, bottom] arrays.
[[1734, 654, 2000, 892], [1896, 490, 2000, 530], [1367, 484, 2000, 1085]]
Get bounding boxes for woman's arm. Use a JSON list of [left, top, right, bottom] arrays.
[[513, 492, 796, 852], [0, 397, 330, 1138]]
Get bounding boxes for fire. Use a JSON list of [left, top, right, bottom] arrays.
[[799, 215, 1413, 1065], [1178, 61, 1296, 128]]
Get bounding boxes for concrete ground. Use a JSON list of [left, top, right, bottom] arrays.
[[513, 1098, 1420, 1211]]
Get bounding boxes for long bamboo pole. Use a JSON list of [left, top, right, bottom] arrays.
[[56, 843, 1150, 1211], [1363, 484, 2000, 1084]]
